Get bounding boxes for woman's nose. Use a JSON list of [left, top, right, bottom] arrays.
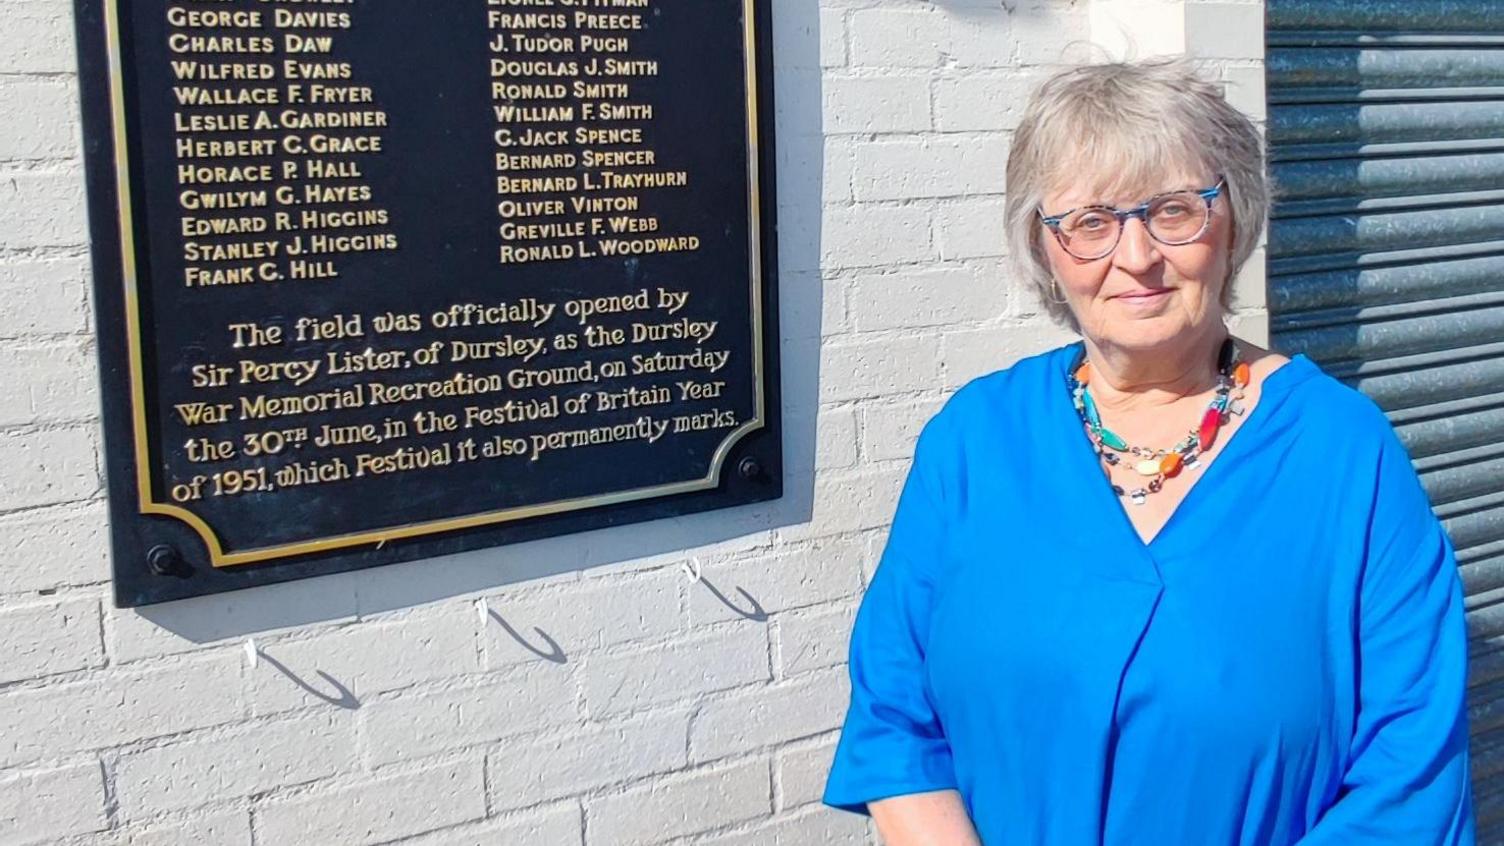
[[1111, 216, 1162, 272]]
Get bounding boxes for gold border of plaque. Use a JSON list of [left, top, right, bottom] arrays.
[[103, 1, 768, 567]]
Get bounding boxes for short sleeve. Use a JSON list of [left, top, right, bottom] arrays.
[[823, 412, 960, 815], [1299, 422, 1476, 844]]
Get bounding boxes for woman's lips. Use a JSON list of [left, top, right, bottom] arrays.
[[1113, 288, 1172, 301]]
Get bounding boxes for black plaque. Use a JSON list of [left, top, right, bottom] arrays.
[[74, 1, 781, 606]]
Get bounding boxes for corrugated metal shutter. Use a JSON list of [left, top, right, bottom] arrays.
[[1266, 1, 1504, 835]]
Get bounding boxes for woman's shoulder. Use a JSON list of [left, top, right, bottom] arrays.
[[1259, 348, 1398, 438], [916, 337, 1410, 460], [904, 342, 1079, 472], [937, 341, 1080, 424], [1240, 342, 1416, 480]]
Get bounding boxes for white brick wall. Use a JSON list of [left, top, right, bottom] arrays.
[[0, 762, 107, 843], [0, 1, 1265, 844]]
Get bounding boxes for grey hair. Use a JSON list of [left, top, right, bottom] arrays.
[[1003, 57, 1268, 328]]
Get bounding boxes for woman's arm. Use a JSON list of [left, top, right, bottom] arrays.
[[1297, 427, 1475, 844], [871, 790, 982, 846], [825, 413, 980, 834]]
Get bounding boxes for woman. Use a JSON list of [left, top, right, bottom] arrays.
[[823, 58, 1475, 845]]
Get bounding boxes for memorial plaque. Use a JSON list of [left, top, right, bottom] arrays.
[[74, 1, 781, 606]]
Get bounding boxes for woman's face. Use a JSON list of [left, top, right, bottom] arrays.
[[1039, 168, 1232, 354]]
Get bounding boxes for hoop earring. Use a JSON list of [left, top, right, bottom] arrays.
[[1047, 279, 1069, 305]]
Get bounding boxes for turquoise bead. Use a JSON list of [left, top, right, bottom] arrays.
[[1097, 427, 1128, 451], [1083, 391, 1102, 427]]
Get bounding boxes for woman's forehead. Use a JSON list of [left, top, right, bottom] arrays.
[[1042, 153, 1211, 209]]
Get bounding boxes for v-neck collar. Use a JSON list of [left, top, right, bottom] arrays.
[[1053, 342, 1316, 553]]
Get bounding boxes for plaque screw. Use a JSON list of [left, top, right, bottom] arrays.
[[738, 457, 763, 481], [146, 544, 183, 577]]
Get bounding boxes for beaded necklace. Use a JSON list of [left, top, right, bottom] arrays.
[[1068, 338, 1251, 505]]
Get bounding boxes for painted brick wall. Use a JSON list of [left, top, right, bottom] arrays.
[[0, 1, 1263, 843]]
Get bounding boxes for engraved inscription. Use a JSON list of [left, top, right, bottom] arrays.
[[88, 0, 772, 584]]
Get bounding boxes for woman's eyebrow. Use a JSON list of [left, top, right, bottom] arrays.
[[1095, 182, 1208, 205]]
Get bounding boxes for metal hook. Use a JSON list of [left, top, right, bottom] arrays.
[[682, 559, 703, 584], [476, 597, 490, 626], [244, 637, 259, 669]]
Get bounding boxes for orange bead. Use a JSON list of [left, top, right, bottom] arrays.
[[1074, 363, 1091, 384], [1234, 361, 1251, 388], [1160, 453, 1183, 477]]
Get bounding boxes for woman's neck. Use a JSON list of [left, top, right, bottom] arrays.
[[1083, 328, 1227, 413]]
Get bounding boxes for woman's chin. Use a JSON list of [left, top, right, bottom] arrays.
[[1089, 312, 1203, 353]]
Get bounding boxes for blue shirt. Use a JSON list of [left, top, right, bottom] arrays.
[[824, 343, 1475, 845]]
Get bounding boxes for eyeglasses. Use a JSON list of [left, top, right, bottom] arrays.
[[1038, 178, 1226, 261]]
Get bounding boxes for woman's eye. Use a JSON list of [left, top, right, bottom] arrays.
[[1074, 213, 1112, 232], [1155, 201, 1192, 218]]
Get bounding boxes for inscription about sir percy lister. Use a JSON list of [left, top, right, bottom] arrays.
[[74, 0, 781, 605]]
